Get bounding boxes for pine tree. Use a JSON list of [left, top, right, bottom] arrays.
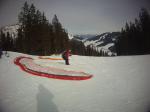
[[18, 1, 30, 53], [52, 14, 69, 54], [16, 2, 69, 55], [139, 8, 150, 53], [52, 15, 62, 53], [6, 32, 11, 51], [0, 31, 6, 50], [116, 8, 150, 55]]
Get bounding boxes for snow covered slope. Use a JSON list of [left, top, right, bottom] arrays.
[[73, 32, 120, 56], [83, 32, 120, 54], [0, 52, 150, 112], [68, 34, 74, 40]]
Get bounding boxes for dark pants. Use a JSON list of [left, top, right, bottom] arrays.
[[65, 59, 69, 65]]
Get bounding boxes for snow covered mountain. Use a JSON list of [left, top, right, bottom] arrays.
[[74, 34, 97, 40], [68, 34, 74, 40], [83, 32, 120, 51], [0, 51, 150, 112], [0, 24, 19, 38], [73, 32, 120, 56]]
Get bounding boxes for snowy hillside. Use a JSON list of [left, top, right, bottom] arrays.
[[74, 34, 96, 40], [83, 32, 120, 55], [0, 24, 19, 38], [0, 52, 150, 112], [72, 32, 120, 56], [68, 34, 74, 40]]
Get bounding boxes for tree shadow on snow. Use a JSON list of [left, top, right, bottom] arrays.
[[37, 85, 59, 112]]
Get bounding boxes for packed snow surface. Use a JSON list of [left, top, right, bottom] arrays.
[[0, 52, 150, 112]]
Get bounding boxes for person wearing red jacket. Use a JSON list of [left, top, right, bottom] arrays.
[[62, 49, 71, 65]]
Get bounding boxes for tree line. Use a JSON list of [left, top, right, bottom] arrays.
[[116, 8, 150, 55], [0, 2, 69, 55], [0, 31, 14, 51]]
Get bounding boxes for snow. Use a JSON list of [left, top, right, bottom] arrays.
[[0, 24, 19, 39], [84, 40, 115, 55], [84, 40, 100, 46], [19, 57, 90, 77], [83, 35, 113, 52], [68, 34, 74, 40], [82, 32, 119, 56], [84, 40, 114, 50], [0, 52, 150, 112]]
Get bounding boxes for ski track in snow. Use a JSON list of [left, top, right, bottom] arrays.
[[0, 52, 150, 112]]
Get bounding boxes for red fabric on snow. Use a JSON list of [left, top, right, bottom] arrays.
[[14, 56, 93, 80]]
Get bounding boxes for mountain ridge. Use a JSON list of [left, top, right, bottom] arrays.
[[72, 32, 120, 56]]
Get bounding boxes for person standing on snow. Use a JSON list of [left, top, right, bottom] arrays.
[[62, 49, 71, 65]]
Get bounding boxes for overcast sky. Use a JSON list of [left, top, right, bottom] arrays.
[[0, 0, 150, 34]]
